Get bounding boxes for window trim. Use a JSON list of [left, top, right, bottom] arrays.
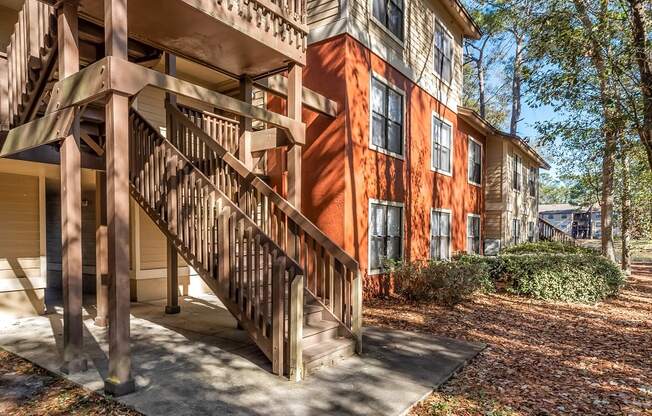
[[528, 166, 537, 198], [430, 112, 454, 176], [466, 213, 482, 254], [432, 17, 455, 87], [511, 217, 521, 245], [467, 136, 483, 187], [430, 207, 453, 260], [369, 72, 406, 160], [512, 153, 522, 192], [368, 198, 405, 275], [369, 0, 406, 46]]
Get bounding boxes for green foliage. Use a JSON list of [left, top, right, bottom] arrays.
[[457, 253, 625, 304], [388, 259, 493, 306], [501, 241, 597, 255]]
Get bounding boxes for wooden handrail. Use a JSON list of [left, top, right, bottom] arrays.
[[167, 101, 359, 271], [538, 217, 576, 244]]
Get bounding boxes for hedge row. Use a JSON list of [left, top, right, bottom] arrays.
[[389, 244, 625, 305]]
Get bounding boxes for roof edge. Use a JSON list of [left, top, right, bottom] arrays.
[[458, 106, 551, 169], [442, 0, 483, 40]]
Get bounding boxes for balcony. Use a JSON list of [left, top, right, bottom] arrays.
[[66, 0, 307, 75]]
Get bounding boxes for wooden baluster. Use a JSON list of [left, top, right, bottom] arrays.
[[351, 269, 362, 353], [271, 254, 285, 375], [254, 234, 261, 327], [288, 268, 303, 381], [319, 246, 326, 301], [237, 219, 244, 307], [246, 226, 254, 319], [262, 243, 270, 336], [332, 260, 342, 320]]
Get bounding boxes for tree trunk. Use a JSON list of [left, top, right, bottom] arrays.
[[510, 36, 523, 136], [478, 60, 486, 118], [627, 0, 652, 171], [620, 152, 632, 275], [601, 131, 616, 262]]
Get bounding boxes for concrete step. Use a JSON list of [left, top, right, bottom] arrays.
[[302, 337, 356, 376]]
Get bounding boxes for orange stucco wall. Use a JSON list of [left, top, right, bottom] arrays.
[[272, 34, 486, 296]]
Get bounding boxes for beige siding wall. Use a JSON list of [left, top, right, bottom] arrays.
[[310, 0, 464, 111], [484, 135, 503, 207], [503, 142, 540, 246], [308, 0, 340, 26], [139, 209, 167, 270]]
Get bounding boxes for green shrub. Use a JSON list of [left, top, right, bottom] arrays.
[[501, 241, 596, 255], [389, 259, 493, 306], [457, 253, 625, 304]]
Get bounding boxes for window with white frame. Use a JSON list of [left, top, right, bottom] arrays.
[[433, 22, 453, 84], [512, 218, 521, 245], [468, 138, 482, 185], [430, 209, 451, 260], [371, 77, 404, 156], [369, 201, 403, 271], [467, 215, 481, 254], [528, 221, 536, 242], [432, 115, 452, 174], [512, 153, 522, 191], [529, 167, 537, 197], [372, 0, 404, 41]]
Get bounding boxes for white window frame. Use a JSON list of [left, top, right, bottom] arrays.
[[432, 18, 454, 86], [528, 166, 537, 198], [467, 213, 481, 254], [369, 0, 405, 46], [431, 112, 454, 176], [467, 136, 483, 187], [512, 153, 522, 192], [368, 199, 405, 275], [512, 217, 521, 245], [369, 73, 406, 160], [430, 208, 452, 260]]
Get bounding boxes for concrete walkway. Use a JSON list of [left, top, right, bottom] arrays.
[[0, 295, 484, 415]]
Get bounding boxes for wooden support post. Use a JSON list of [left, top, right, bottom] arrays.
[[95, 171, 108, 327], [288, 271, 304, 382], [104, 0, 134, 397], [164, 53, 180, 315], [271, 255, 285, 376], [58, 0, 86, 375], [238, 76, 253, 170], [351, 270, 362, 353], [286, 64, 302, 210]]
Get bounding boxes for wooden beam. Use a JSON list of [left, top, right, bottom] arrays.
[[238, 77, 253, 169], [58, 0, 87, 375], [80, 131, 104, 156], [0, 108, 75, 157], [254, 75, 339, 118], [45, 57, 306, 145], [286, 64, 302, 210], [250, 128, 289, 153], [104, 0, 134, 397]]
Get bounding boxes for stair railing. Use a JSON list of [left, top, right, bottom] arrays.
[[129, 109, 305, 378], [166, 101, 362, 352], [538, 217, 576, 245], [5, 0, 56, 127]]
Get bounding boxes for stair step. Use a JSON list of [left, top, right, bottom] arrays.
[[302, 337, 356, 375]]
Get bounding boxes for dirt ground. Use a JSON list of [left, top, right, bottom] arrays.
[[365, 263, 652, 416], [0, 349, 140, 416]]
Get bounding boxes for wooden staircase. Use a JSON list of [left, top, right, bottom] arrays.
[[3, 0, 57, 129], [129, 108, 360, 379]]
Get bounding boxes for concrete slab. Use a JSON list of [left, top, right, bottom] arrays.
[[0, 294, 484, 416]]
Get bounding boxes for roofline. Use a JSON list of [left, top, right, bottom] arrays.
[[441, 0, 483, 40], [458, 106, 551, 169]]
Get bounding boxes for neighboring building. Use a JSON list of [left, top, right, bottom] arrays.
[[539, 204, 617, 239]]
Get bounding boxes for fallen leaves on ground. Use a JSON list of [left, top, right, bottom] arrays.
[[0, 349, 141, 416], [365, 264, 652, 416]]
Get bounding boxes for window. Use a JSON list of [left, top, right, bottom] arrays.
[[512, 154, 522, 191], [430, 210, 451, 260], [467, 215, 481, 254], [547, 214, 554, 220], [369, 201, 403, 272], [528, 221, 535, 242], [468, 138, 482, 185], [529, 167, 537, 197], [561, 214, 568, 220], [432, 115, 452, 174], [372, 0, 404, 41], [371, 77, 403, 156], [511, 218, 521, 245], [433, 22, 453, 84]]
